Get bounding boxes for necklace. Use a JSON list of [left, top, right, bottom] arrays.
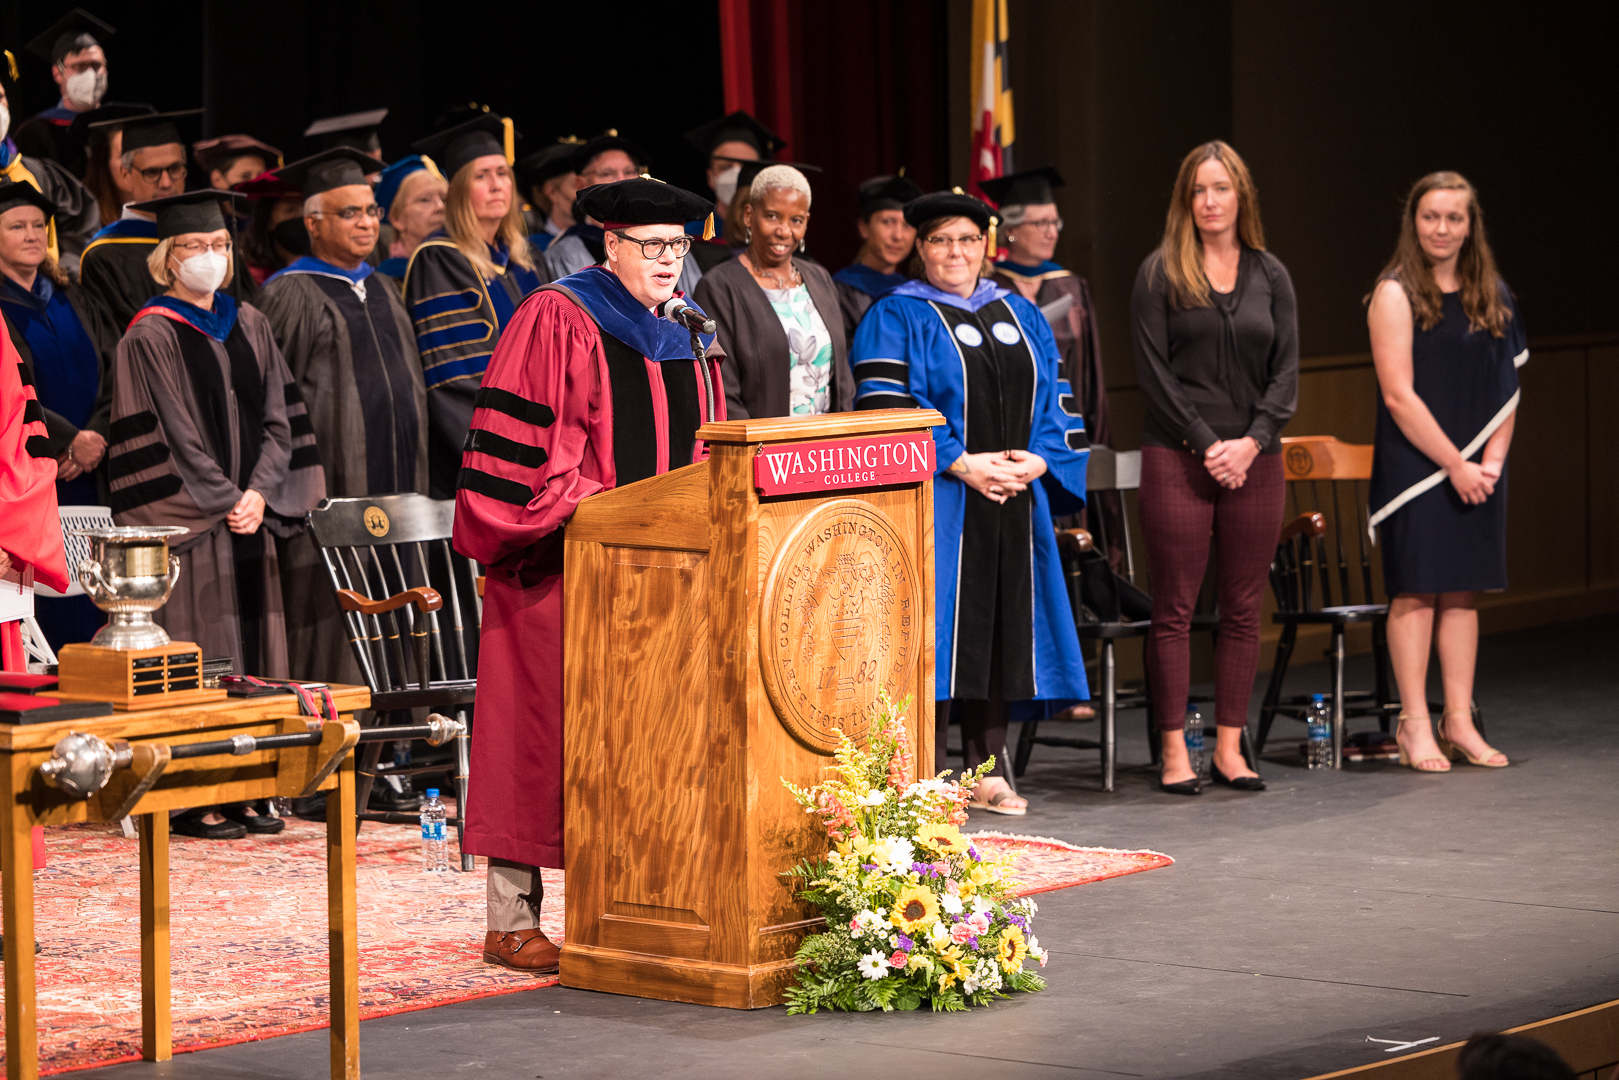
[[745, 254, 801, 289]]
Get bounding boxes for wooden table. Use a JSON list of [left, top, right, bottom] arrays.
[[0, 686, 370, 1080]]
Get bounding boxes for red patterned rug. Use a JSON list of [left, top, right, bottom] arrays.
[[2, 818, 1169, 1075]]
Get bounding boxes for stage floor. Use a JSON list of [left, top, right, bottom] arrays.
[[90, 614, 1618, 1080]]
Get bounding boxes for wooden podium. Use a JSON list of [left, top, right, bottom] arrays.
[[561, 410, 941, 1008]]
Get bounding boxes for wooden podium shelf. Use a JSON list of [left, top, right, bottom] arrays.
[[561, 410, 941, 1008]]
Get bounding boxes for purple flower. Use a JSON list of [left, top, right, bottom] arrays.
[[861, 863, 879, 871], [910, 861, 933, 877], [967, 935, 979, 950], [895, 933, 915, 951], [967, 844, 980, 860], [1007, 914, 1026, 929]]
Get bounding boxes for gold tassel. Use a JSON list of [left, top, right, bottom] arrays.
[[898, 164, 906, 177], [421, 155, 444, 181], [502, 117, 515, 165], [987, 216, 998, 261], [3, 51, 17, 83], [702, 213, 715, 241]]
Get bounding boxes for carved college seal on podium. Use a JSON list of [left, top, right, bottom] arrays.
[[761, 500, 918, 753]]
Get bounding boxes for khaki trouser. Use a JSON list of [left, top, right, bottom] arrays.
[[487, 857, 544, 932]]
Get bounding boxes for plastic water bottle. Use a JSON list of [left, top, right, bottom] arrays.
[[420, 789, 448, 872], [1183, 703, 1208, 781], [1306, 694, 1332, 770]]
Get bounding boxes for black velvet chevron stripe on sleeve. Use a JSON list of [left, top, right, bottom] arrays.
[[108, 411, 159, 445], [472, 386, 556, 428], [462, 427, 548, 470], [457, 467, 534, 507]]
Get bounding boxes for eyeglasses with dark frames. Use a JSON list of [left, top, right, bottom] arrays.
[[614, 233, 694, 260]]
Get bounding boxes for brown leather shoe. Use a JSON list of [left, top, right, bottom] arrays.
[[481, 931, 506, 964], [1052, 703, 1097, 721], [486, 928, 560, 974]]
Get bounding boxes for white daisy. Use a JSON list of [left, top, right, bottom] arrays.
[[857, 950, 889, 980]]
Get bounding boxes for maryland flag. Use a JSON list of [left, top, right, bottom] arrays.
[[968, 0, 1014, 205]]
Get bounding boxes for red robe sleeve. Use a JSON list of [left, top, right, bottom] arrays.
[[0, 321, 69, 594], [453, 292, 608, 571]]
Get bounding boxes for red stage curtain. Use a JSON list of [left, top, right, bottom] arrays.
[[718, 0, 949, 270]]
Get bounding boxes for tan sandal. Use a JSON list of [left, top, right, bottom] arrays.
[[1436, 711, 1508, 768], [969, 786, 1028, 816], [1395, 714, 1450, 773]]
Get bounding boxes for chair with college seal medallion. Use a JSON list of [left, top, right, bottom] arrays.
[[305, 494, 480, 864]]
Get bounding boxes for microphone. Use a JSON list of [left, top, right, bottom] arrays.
[[661, 296, 716, 336]]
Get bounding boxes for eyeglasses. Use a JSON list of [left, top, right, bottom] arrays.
[[924, 233, 985, 250], [1018, 218, 1063, 233], [172, 240, 233, 256], [135, 163, 188, 185], [311, 204, 383, 221], [615, 233, 693, 260]]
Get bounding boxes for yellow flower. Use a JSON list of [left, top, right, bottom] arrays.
[[915, 822, 969, 855], [850, 834, 875, 857], [998, 926, 1029, 972], [968, 862, 994, 887], [891, 884, 940, 933]]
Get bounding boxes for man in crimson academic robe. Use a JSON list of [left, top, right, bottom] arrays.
[[452, 178, 724, 974]]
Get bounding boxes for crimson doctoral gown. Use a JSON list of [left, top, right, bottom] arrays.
[[452, 266, 724, 869]]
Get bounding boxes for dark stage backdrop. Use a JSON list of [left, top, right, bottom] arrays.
[[6, 1, 727, 201]]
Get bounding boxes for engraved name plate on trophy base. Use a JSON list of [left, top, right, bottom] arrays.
[[55, 641, 228, 710]]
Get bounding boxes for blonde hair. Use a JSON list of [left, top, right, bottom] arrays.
[[445, 163, 533, 280], [390, 168, 448, 226], [1152, 140, 1266, 309], [146, 235, 236, 290], [1374, 171, 1509, 337]]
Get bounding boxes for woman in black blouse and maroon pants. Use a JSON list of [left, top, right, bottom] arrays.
[[1131, 141, 1298, 795]]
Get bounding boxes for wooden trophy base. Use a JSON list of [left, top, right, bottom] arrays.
[[55, 641, 230, 711]]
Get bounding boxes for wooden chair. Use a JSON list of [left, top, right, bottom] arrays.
[[1257, 437, 1393, 767], [305, 495, 479, 869]]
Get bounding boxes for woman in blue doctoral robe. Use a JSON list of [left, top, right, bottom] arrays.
[[852, 191, 1088, 815]]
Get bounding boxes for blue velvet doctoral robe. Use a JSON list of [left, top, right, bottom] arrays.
[[851, 278, 1090, 702]]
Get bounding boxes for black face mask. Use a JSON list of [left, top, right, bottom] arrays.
[[272, 218, 310, 257]]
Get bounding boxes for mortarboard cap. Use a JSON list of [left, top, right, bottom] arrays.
[[576, 178, 713, 230], [904, 189, 995, 232], [856, 173, 924, 217], [572, 131, 646, 174], [516, 138, 583, 187], [231, 173, 304, 200], [410, 113, 511, 181], [87, 108, 201, 154], [683, 111, 782, 158], [274, 147, 385, 197], [304, 109, 388, 154], [69, 101, 152, 142], [129, 189, 248, 240], [26, 9, 115, 65], [374, 155, 444, 224], [725, 159, 822, 191], [975, 166, 1064, 209], [192, 134, 283, 173], [0, 179, 57, 222]]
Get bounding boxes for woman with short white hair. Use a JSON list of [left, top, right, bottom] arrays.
[[693, 163, 853, 417]]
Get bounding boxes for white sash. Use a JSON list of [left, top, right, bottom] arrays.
[[1367, 350, 1525, 542]]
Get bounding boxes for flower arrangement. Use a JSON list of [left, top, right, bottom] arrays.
[[780, 690, 1048, 1013]]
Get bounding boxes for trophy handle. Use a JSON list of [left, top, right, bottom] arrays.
[[79, 558, 115, 598], [167, 554, 181, 589]]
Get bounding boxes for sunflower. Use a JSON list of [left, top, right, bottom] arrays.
[[915, 822, 969, 855], [997, 925, 1029, 972], [891, 883, 940, 933]]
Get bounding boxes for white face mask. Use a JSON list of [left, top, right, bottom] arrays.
[[0, 103, 9, 144], [174, 250, 228, 295], [62, 67, 108, 111], [712, 165, 741, 208]]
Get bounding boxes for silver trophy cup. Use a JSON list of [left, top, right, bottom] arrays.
[[72, 526, 190, 649]]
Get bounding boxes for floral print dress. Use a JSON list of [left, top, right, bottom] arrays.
[[763, 283, 833, 415]]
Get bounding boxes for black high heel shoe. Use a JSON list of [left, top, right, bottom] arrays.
[[1210, 761, 1266, 791]]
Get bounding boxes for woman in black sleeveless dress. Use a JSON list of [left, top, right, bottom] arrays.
[[1367, 172, 1520, 773]]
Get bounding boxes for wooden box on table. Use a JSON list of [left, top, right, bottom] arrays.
[[561, 410, 941, 1008]]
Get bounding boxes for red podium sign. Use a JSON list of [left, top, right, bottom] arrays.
[[754, 432, 937, 497]]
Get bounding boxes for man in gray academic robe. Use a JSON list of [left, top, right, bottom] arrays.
[[254, 148, 429, 689]]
